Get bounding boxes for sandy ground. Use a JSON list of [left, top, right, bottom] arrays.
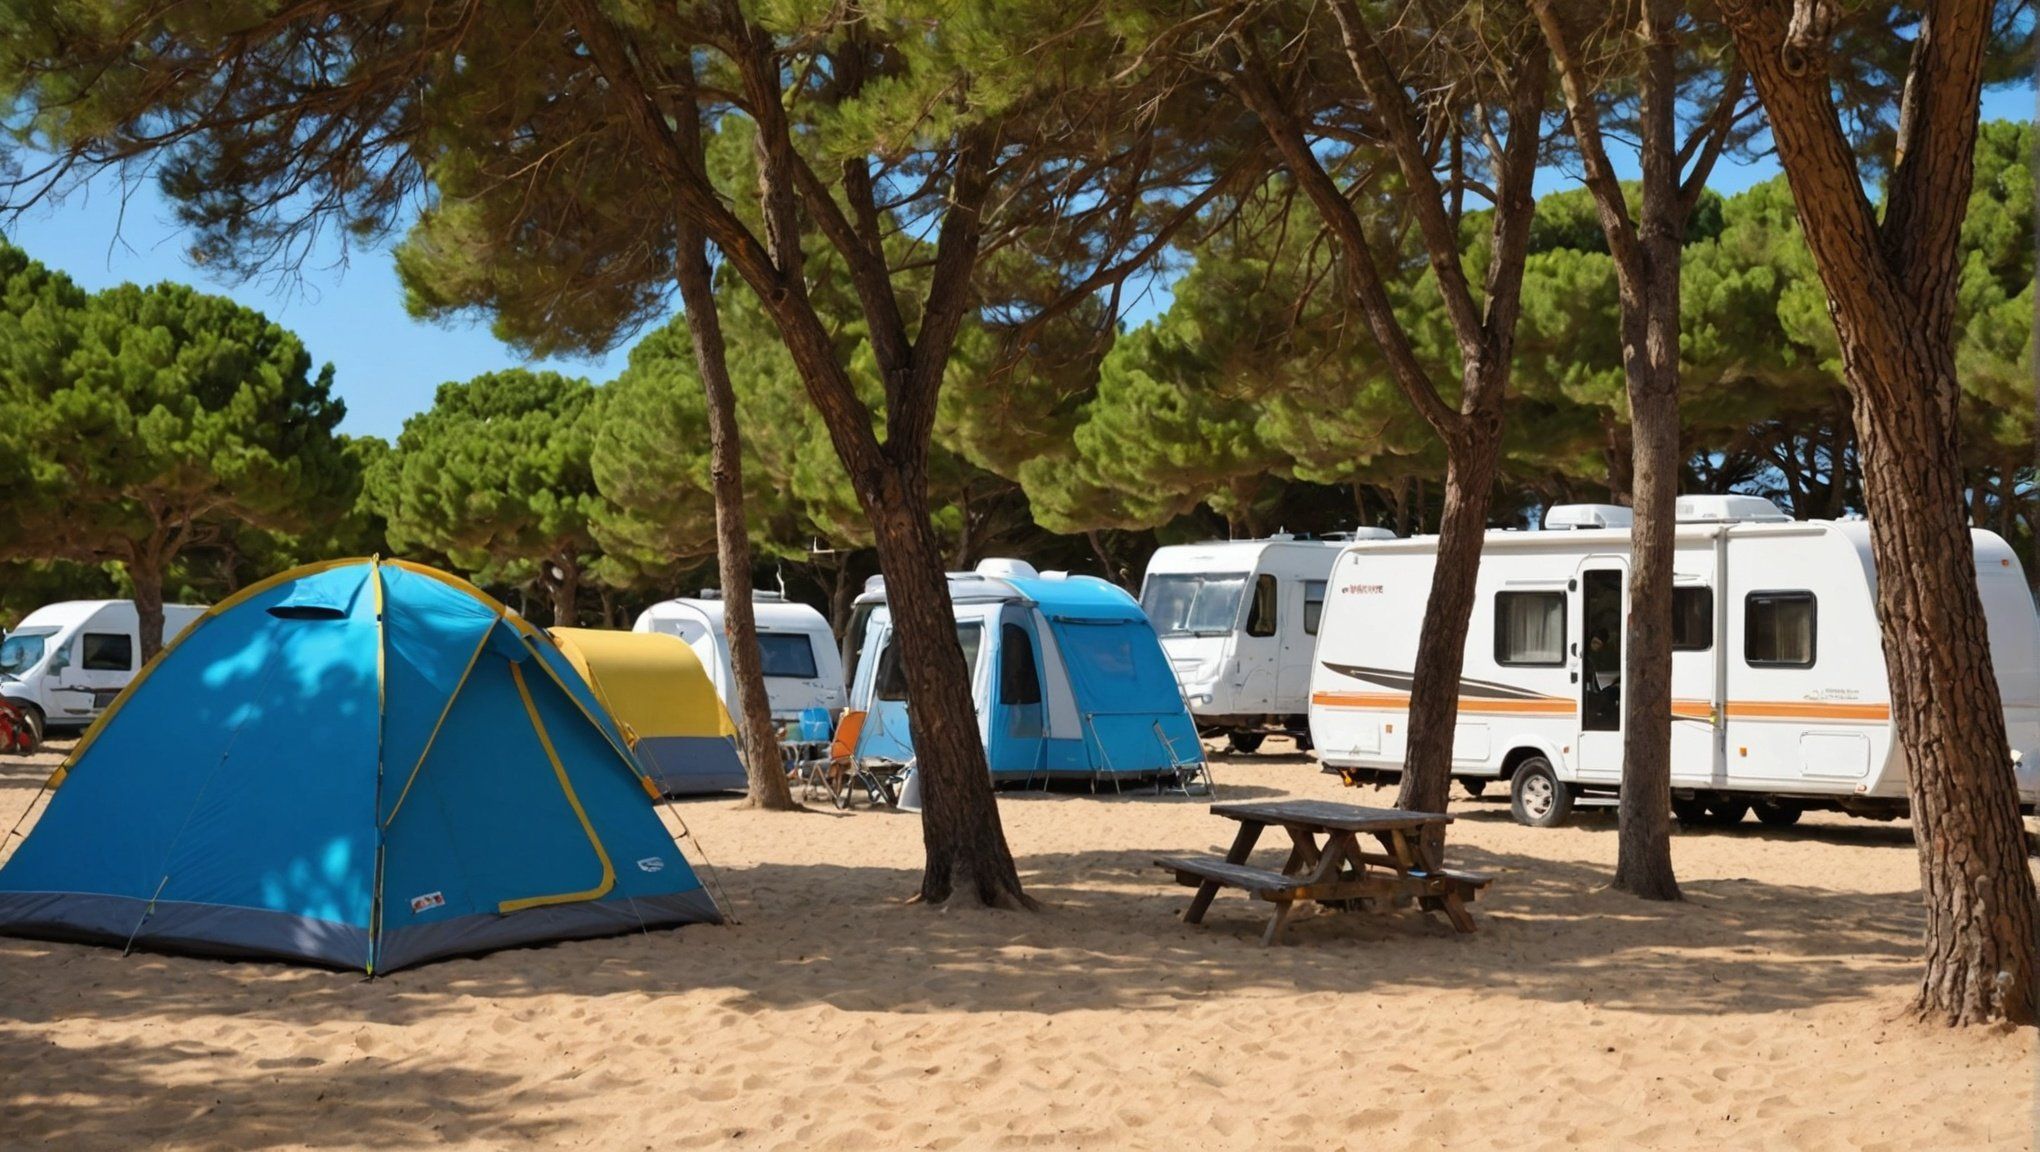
[[1, 737, 2033, 1151]]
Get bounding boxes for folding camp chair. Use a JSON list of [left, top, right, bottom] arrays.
[[1154, 720, 1213, 797], [831, 708, 913, 809], [787, 707, 836, 801], [809, 709, 864, 809]]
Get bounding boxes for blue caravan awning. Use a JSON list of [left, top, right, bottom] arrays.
[[1047, 618, 1184, 714]]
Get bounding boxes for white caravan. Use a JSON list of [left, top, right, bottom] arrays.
[[1140, 534, 1392, 753], [633, 591, 846, 722], [0, 600, 207, 741], [1308, 495, 2040, 827]]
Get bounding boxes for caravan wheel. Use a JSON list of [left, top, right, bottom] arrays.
[[1753, 799, 1802, 827], [1227, 731, 1265, 755], [1509, 758, 1573, 828]]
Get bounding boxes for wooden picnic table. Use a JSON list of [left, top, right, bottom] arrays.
[[1154, 798, 1491, 945]]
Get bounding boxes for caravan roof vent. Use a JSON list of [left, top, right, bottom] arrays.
[[1543, 504, 1633, 530], [1675, 495, 1790, 524], [975, 558, 1039, 580]]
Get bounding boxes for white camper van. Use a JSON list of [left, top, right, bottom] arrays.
[[1140, 534, 1392, 752], [0, 600, 207, 742], [1308, 496, 2040, 827], [633, 591, 846, 722]]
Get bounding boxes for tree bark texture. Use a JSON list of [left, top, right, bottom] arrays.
[[865, 469, 1030, 907], [1538, 0, 1742, 901], [674, 222, 798, 811], [548, 555, 579, 628], [130, 550, 167, 667], [1722, 0, 2038, 1025], [1232, 9, 1548, 814], [1392, 411, 1503, 814]]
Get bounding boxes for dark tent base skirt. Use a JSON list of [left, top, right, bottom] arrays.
[[0, 888, 721, 973]]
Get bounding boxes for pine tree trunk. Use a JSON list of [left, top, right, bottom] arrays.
[[674, 227, 797, 810], [1085, 529, 1115, 583], [1615, 351, 1682, 900], [1603, 414, 1635, 504], [130, 550, 167, 666], [827, 558, 856, 640], [1610, 0, 1685, 901], [863, 467, 1029, 907], [1394, 410, 1502, 813], [1855, 346, 2036, 1025], [550, 557, 579, 627], [1720, 0, 2039, 1024]]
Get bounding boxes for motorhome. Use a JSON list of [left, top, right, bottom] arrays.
[[1308, 496, 2040, 827], [0, 601, 207, 742], [846, 559, 1203, 783], [633, 592, 846, 723], [1140, 533, 1392, 753]]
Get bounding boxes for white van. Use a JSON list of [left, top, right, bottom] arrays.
[[633, 591, 846, 722], [1308, 495, 2040, 827], [1140, 534, 1391, 752], [0, 601, 208, 742]]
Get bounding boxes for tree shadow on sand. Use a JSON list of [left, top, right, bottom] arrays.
[[0, 1029, 569, 1149], [2, 830, 1927, 1038]]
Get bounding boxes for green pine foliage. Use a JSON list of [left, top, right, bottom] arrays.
[[380, 369, 605, 618]]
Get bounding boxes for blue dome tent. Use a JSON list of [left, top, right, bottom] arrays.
[[845, 560, 1204, 782], [0, 559, 721, 972]]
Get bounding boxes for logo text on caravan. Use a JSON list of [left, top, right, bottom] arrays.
[[1342, 584, 1385, 595]]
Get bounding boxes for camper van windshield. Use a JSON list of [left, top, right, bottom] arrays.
[[1141, 574, 1249, 636], [0, 628, 57, 676]]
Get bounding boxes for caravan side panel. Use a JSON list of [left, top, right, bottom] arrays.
[[1721, 528, 1897, 799], [1308, 549, 1434, 771]]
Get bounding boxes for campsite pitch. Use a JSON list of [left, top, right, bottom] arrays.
[[1, 739, 2032, 1150]]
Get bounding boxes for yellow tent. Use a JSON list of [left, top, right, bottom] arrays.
[[550, 628, 746, 794]]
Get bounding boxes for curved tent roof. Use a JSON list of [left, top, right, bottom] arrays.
[[549, 628, 746, 795], [851, 562, 1200, 779], [0, 559, 720, 972]]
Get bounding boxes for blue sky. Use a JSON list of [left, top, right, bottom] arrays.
[[3, 87, 2030, 442]]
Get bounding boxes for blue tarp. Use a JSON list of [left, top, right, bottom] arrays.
[[0, 559, 719, 972]]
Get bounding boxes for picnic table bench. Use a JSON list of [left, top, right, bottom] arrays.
[[1155, 799, 1492, 945]]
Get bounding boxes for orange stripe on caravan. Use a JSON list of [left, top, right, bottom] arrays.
[[1310, 691, 1573, 715], [1317, 693, 1890, 723], [1727, 700, 1890, 721]]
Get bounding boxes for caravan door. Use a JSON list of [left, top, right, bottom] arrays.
[[1275, 578, 1324, 707], [1572, 558, 1626, 783], [993, 617, 1046, 776], [1230, 572, 1281, 712]]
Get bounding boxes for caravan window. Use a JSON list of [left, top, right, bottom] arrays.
[[842, 602, 877, 689], [82, 632, 133, 671], [998, 625, 1042, 705], [1494, 591, 1565, 667], [1672, 588, 1713, 652], [1303, 581, 1327, 636], [1745, 591, 1816, 667], [756, 632, 819, 679], [1245, 575, 1278, 637], [1140, 573, 1249, 637], [876, 622, 983, 701]]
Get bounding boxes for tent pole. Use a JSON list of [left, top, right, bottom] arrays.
[[122, 875, 169, 957]]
